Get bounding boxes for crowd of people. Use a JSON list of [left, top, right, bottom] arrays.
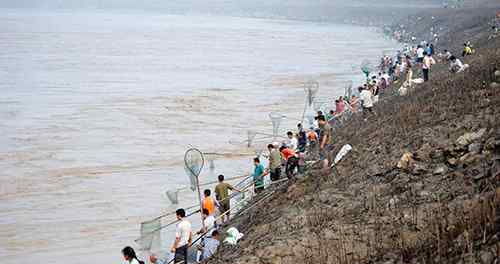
[[120, 35, 476, 264]]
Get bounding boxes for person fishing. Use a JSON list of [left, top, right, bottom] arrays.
[[253, 157, 266, 193], [171, 208, 192, 264], [214, 174, 240, 223]]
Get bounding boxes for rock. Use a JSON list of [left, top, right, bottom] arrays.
[[495, 70, 500, 77], [456, 128, 487, 147], [430, 149, 445, 162], [484, 137, 500, 151], [459, 153, 481, 165], [479, 250, 494, 264], [415, 143, 432, 162], [433, 165, 448, 175], [490, 82, 499, 89], [468, 143, 483, 153], [447, 158, 458, 166], [397, 152, 414, 170], [411, 163, 428, 175], [419, 190, 431, 197]]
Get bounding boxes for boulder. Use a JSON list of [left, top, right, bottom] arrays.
[[468, 143, 483, 153], [411, 163, 428, 175], [456, 128, 487, 147], [447, 158, 458, 166], [397, 152, 414, 170], [433, 165, 448, 175], [479, 250, 494, 264]]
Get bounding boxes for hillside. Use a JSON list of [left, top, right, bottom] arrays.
[[208, 4, 500, 264]]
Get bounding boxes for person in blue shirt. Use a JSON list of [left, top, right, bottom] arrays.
[[252, 157, 265, 193]]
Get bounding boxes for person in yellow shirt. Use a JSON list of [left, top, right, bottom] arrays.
[[202, 189, 216, 216], [462, 43, 472, 57]]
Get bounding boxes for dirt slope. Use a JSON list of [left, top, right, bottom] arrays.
[[208, 5, 500, 264]]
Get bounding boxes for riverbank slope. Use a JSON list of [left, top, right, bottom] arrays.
[[209, 4, 500, 264]]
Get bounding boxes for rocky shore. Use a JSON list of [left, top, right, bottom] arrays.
[[207, 3, 500, 264]]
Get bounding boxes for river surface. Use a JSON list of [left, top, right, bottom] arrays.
[[0, 9, 399, 263]]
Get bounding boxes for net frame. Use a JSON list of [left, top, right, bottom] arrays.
[[203, 152, 217, 170], [247, 130, 257, 147], [313, 98, 329, 114], [269, 112, 284, 140], [344, 80, 353, 99], [303, 80, 319, 106], [137, 217, 162, 251], [165, 189, 179, 204], [183, 148, 205, 229], [360, 59, 373, 77]]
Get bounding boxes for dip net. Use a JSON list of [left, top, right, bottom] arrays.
[[361, 59, 373, 78], [165, 189, 179, 204], [247, 130, 257, 147], [269, 112, 284, 139], [344, 80, 353, 98], [304, 80, 319, 107], [184, 148, 204, 191], [137, 217, 162, 251]]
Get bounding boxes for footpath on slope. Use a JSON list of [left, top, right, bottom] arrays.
[[208, 5, 500, 264]]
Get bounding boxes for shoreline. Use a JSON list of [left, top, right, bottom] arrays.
[[205, 3, 500, 264]]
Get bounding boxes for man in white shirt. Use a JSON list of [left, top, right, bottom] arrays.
[[284, 131, 298, 151], [449, 56, 468, 73], [416, 45, 425, 63], [359, 87, 374, 118], [422, 51, 436, 82], [197, 209, 216, 235], [172, 208, 192, 264]]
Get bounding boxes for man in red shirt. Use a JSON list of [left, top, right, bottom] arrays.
[[279, 146, 299, 179]]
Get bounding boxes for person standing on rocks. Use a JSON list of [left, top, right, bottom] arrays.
[[318, 115, 334, 171], [267, 144, 282, 182], [359, 87, 374, 119], [404, 55, 413, 87], [416, 44, 425, 63], [422, 51, 436, 82]]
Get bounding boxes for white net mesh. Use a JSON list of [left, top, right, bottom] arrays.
[[204, 153, 216, 170], [304, 80, 319, 106], [269, 112, 284, 139], [184, 148, 204, 191], [344, 80, 353, 98], [313, 98, 329, 114], [361, 59, 373, 77], [247, 130, 257, 147], [137, 218, 162, 251], [165, 189, 179, 204]]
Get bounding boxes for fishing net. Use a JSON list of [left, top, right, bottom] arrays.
[[204, 152, 216, 170], [269, 112, 284, 139], [184, 148, 204, 191], [360, 60, 373, 78], [165, 189, 179, 204], [313, 98, 329, 114], [304, 80, 319, 106], [351, 63, 358, 73], [137, 217, 162, 251], [247, 130, 257, 147], [344, 80, 353, 98]]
